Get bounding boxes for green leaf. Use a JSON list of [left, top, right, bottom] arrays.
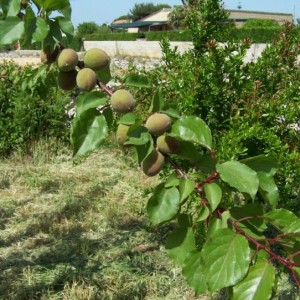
[[21, 6, 36, 48], [57, 16, 74, 35], [233, 261, 275, 300], [125, 128, 151, 146], [182, 251, 208, 295], [135, 139, 154, 164], [176, 140, 202, 163], [43, 0, 69, 11], [48, 18, 62, 42], [165, 173, 180, 188], [240, 155, 278, 176], [117, 112, 139, 125], [171, 116, 212, 150], [216, 161, 259, 200], [149, 87, 164, 112], [147, 184, 180, 225], [197, 206, 210, 222], [58, 2, 72, 19], [196, 153, 216, 174], [32, 17, 49, 42], [207, 218, 223, 237], [201, 228, 251, 292], [32, 0, 44, 8], [230, 204, 266, 238], [0, 0, 10, 18], [265, 209, 299, 231], [102, 107, 113, 128], [179, 178, 195, 202], [71, 109, 108, 157], [257, 172, 279, 209], [204, 182, 222, 212], [286, 220, 300, 235], [166, 227, 196, 264], [123, 74, 150, 88], [0, 17, 24, 45], [7, 0, 20, 16], [95, 64, 111, 84], [76, 91, 108, 117]]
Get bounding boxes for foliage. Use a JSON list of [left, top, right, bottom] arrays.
[[76, 21, 110, 38], [81, 28, 280, 43], [128, 2, 171, 21], [1, 0, 300, 298], [243, 18, 281, 29], [76, 21, 99, 37], [0, 61, 69, 155], [113, 14, 130, 22], [83, 32, 141, 41]]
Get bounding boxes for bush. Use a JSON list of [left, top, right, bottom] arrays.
[[0, 61, 70, 155], [146, 30, 193, 41], [83, 32, 140, 41]]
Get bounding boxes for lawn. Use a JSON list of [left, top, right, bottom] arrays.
[[0, 141, 207, 300]]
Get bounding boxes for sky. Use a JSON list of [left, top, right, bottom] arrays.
[[70, 0, 299, 27]]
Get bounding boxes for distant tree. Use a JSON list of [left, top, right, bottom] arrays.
[[168, 5, 187, 28], [129, 2, 171, 21], [76, 22, 99, 37], [243, 19, 281, 29], [113, 15, 130, 22]]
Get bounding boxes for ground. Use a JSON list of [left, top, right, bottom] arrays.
[[0, 141, 207, 300]]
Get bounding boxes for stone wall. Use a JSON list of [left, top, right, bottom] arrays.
[[83, 41, 268, 62], [0, 42, 283, 64]]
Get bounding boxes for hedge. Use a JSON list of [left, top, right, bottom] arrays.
[[80, 28, 283, 43], [83, 32, 143, 41]]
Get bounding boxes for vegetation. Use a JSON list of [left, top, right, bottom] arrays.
[[0, 61, 69, 156], [128, 2, 171, 22], [243, 18, 281, 29], [0, 0, 300, 299], [76, 22, 110, 38], [0, 144, 201, 299]]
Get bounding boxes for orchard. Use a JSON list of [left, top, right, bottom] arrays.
[[0, 0, 300, 299]]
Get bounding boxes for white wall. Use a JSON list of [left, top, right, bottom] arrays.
[[84, 41, 268, 62]]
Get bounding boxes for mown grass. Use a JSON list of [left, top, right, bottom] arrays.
[[0, 140, 207, 300]]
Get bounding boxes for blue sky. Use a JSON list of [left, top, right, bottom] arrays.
[[70, 0, 299, 27]]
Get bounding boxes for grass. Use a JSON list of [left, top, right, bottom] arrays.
[[0, 140, 207, 300]]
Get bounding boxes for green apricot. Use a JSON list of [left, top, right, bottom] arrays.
[[145, 113, 171, 136], [157, 135, 180, 154], [76, 68, 96, 91], [116, 124, 129, 145], [57, 69, 77, 91], [57, 48, 78, 72], [84, 48, 110, 71], [110, 89, 136, 113], [142, 150, 165, 177]]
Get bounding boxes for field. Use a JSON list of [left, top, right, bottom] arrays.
[[0, 141, 209, 300]]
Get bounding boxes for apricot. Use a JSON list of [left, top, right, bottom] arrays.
[[110, 89, 136, 113], [145, 113, 171, 136], [57, 69, 77, 91], [116, 124, 129, 145], [76, 68, 97, 91], [157, 135, 180, 154], [83, 48, 110, 71], [57, 48, 78, 72], [142, 150, 165, 177]]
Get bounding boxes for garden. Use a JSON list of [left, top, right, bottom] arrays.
[[0, 0, 300, 299]]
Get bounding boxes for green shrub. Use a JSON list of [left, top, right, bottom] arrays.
[[83, 33, 140, 41], [0, 61, 70, 155], [146, 30, 193, 41]]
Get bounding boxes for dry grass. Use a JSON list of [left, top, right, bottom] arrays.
[[0, 141, 207, 300]]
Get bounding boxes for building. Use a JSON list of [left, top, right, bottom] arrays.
[[229, 9, 293, 27], [110, 7, 293, 32]]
